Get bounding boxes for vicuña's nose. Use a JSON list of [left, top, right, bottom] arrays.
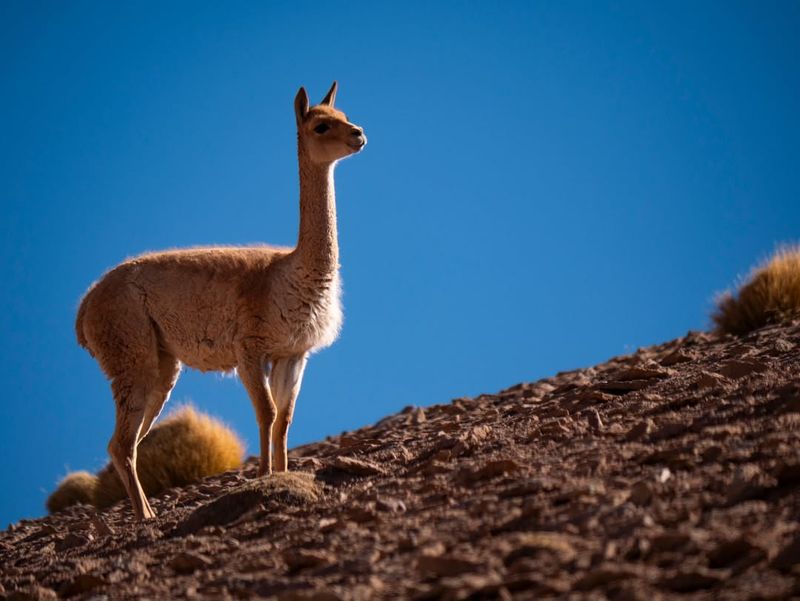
[[350, 127, 363, 136]]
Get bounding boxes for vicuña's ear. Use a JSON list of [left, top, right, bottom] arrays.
[[320, 81, 338, 107], [294, 87, 310, 124]]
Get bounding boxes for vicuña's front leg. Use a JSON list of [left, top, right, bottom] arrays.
[[270, 354, 308, 472], [238, 354, 277, 477]]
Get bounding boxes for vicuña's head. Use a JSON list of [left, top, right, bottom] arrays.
[[295, 81, 366, 164]]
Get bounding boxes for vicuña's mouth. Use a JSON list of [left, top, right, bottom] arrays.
[[348, 136, 367, 150]]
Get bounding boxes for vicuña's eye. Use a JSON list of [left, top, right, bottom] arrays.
[[313, 123, 330, 134]]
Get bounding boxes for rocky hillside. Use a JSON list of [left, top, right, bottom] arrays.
[[2, 321, 800, 600]]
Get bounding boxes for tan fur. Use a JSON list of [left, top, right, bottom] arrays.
[[713, 246, 800, 336], [46, 407, 244, 513], [75, 82, 365, 519]]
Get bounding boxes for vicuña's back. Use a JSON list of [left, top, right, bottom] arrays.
[[75, 82, 366, 520], [78, 246, 290, 373]]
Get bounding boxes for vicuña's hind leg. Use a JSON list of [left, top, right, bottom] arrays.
[[270, 354, 307, 472], [237, 351, 276, 477], [138, 351, 180, 443], [101, 325, 166, 519], [108, 376, 156, 520], [85, 286, 166, 519]]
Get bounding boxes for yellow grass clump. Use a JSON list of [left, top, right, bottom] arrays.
[[713, 246, 800, 336], [47, 406, 245, 513], [255, 472, 321, 504], [46, 471, 98, 514]]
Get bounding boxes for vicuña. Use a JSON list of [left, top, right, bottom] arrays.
[[75, 82, 365, 520]]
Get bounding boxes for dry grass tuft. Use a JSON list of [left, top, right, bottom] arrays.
[[46, 471, 98, 514], [94, 405, 245, 508], [170, 472, 321, 536], [47, 406, 244, 513], [253, 472, 321, 504], [713, 246, 800, 336]]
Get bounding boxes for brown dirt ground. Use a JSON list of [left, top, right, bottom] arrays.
[[2, 321, 800, 600]]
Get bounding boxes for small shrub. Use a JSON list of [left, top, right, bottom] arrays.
[[713, 246, 800, 336], [46, 471, 98, 513], [47, 406, 244, 513]]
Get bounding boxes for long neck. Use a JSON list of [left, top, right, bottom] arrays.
[[293, 144, 338, 273]]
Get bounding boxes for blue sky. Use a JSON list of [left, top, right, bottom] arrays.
[[1, 1, 798, 526]]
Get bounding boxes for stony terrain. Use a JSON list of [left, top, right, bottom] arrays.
[[2, 321, 800, 600]]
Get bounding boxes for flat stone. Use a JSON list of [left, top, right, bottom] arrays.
[[772, 535, 800, 571], [20, 525, 57, 543], [625, 419, 655, 441], [574, 568, 635, 590], [283, 548, 334, 572], [659, 569, 725, 592], [660, 349, 694, 366], [629, 481, 653, 506], [169, 551, 214, 574], [91, 516, 113, 537], [277, 591, 344, 601], [58, 574, 107, 597], [717, 359, 767, 379], [347, 505, 379, 523], [503, 532, 576, 564], [726, 464, 777, 505], [708, 538, 765, 569], [458, 459, 522, 483], [649, 531, 690, 553], [614, 367, 672, 382], [694, 371, 728, 389], [596, 380, 653, 394], [375, 497, 407, 513], [54, 532, 92, 552], [416, 554, 484, 577], [5, 586, 58, 601], [331, 456, 387, 476]]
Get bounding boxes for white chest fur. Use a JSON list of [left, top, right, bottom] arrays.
[[275, 268, 343, 354], [307, 270, 343, 352]]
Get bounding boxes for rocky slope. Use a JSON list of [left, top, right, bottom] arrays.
[[2, 321, 800, 600]]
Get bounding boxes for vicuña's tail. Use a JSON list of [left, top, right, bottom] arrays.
[[46, 407, 245, 514]]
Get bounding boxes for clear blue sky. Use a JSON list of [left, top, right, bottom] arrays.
[[1, 1, 798, 526]]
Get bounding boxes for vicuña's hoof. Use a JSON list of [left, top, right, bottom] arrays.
[[134, 497, 157, 521]]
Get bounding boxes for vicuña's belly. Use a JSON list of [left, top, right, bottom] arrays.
[[161, 320, 240, 372], [180, 339, 239, 372]]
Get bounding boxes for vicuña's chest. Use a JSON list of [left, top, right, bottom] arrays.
[[274, 270, 343, 353]]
